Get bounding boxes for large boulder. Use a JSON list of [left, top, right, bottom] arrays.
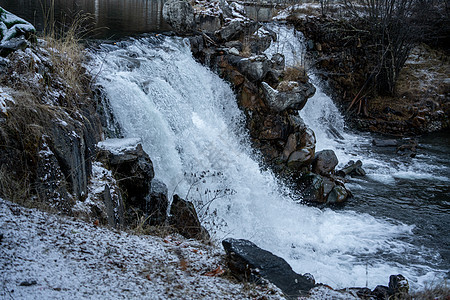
[[169, 194, 208, 240], [261, 81, 315, 112], [97, 138, 155, 210], [312, 149, 339, 175], [162, 0, 195, 34], [298, 173, 324, 203], [0, 7, 35, 57], [236, 55, 271, 82], [222, 238, 316, 298], [285, 128, 316, 169]]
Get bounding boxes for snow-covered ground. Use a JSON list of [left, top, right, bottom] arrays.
[[0, 198, 284, 299]]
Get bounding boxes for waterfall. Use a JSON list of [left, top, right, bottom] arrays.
[[88, 34, 442, 290]]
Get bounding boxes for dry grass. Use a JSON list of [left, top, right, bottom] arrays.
[[283, 64, 308, 83], [412, 280, 450, 300], [0, 12, 94, 208]]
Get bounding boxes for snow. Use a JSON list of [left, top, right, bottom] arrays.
[[0, 198, 285, 299], [0, 8, 30, 26], [0, 86, 14, 113], [97, 138, 143, 155]]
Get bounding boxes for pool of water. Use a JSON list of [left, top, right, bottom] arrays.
[[0, 0, 171, 38]]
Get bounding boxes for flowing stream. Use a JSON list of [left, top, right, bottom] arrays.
[[88, 31, 448, 290]]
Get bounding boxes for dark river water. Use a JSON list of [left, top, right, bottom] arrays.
[[0, 0, 171, 38], [345, 131, 450, 275]]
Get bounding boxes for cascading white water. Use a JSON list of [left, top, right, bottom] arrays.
[[88, 34, 442, 290]]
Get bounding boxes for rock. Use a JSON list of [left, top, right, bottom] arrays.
[[195, 14, 222, 33], [216, 19, 243, 41], [48, 119, 94, 201], [298, 173, 324, 203], [147, 179, 169, 225], [97, 138, 155, 210], [35, 141, 72, 214], [261, 81, 315, 112], [237, 55, 270, 82], [371, 285, 389, 299], [271, 53, 285, 70], [0, 37, 29, 57], [388, 274, 410, 298], [222, 238, 316, 298], [312, 149, 338, 175], [188, 35, 204, 55], [0, 8, 35, 40], [228, 47, 240, 56], [336, 160, 365, 177], [169, 194, 207, 240], [326, 185, 348, 204], [19, 280, 37, 286], [372, 139, 398, 147], [102, 184, 124, 228], [162, 0, 195, 34]]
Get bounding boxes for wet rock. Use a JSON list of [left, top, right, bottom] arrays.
[[326, 185, 348, 204], [169, 194, 207, 240], [162, 0, 195, 34], [222, 238, 316, 298], [97, 138, 155, 210], [337, 160, 365, 177], [312, 149, 338, 175], [261, 81, 315, 112], [298, 173, 324, 203], [216, 19, 243, 41], [147, 179, 169, 226]]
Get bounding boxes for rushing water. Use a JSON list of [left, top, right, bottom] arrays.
[[0, 0, 170, 38], [87, 32, 448, 290], [266, 24, 450, 284]]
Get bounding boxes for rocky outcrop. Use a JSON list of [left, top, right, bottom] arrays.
[[222, 238, 317, 299], [162, 0, 196, 34], [187, 16, 354, 205]]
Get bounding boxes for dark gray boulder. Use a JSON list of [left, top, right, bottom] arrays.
[[222, 238, 316, 298], [162, 0, 195, 34], [326, 185, 348, 204], [312, 149, 338, 175], [298, 173, 325, 203], [169, 194, 208, 240], [97, 138, 154, 210]]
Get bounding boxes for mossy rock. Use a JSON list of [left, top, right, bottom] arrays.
[[0, 6, 36, 43]]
